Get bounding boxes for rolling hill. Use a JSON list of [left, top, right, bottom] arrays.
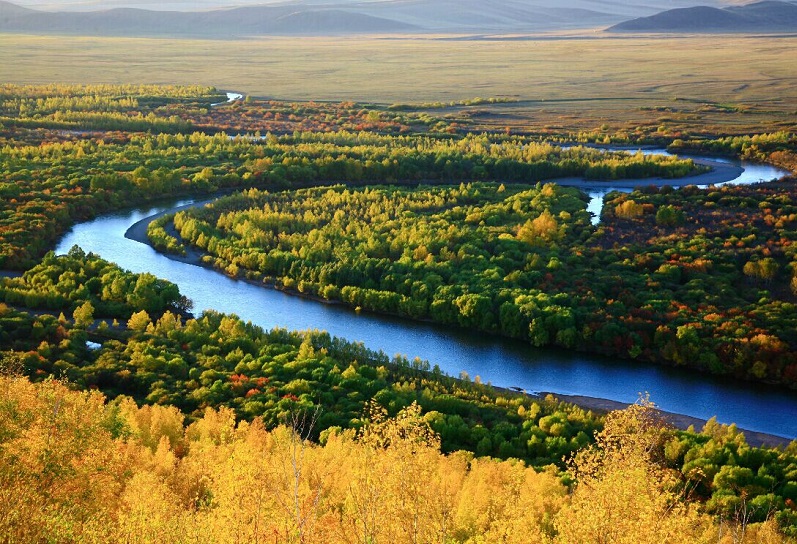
[[0, 0, 735, 36], [608, 0, 797, 32]]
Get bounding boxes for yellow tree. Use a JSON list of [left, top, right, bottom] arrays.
[[553, 400, 712, 544], [72, 300, 95, 328], [453, 458, 564, 544], [517, 210, 560, 246], [0, 376, 124, 543]]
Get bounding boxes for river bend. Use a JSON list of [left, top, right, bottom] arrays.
[[55, 156, 797, 439]]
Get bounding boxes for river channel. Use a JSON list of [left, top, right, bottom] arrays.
[[581, 150, 789, 224], [55, 155, 796, 439]]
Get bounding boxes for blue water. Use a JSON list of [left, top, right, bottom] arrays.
[[54, 156, 797, 439], [584, 150, 790, 224]]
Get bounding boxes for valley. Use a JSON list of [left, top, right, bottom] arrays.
[[2, 5, 797, 539]]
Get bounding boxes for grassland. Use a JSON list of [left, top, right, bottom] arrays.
[[2, 33, 796, 135]]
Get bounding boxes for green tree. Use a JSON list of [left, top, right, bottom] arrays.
[[72, 301, 95, 329], [128, 310, 152, 332], [655, 204, 685, 227]]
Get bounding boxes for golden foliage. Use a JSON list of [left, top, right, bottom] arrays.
[[554, 401, 712, 544], [615, 199, 645, 219], [517, 209, 561, 245], [0, 376, 122, 543], [0, 378, 793, 544]]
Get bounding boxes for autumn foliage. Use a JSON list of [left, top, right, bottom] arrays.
[[0, 375, 792, 544]]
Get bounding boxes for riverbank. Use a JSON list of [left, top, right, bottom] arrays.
[[541, 392, 791, 449], [125, 200, 349, 307], [554, 157, 744, 189], [125, 199, 212, 267]]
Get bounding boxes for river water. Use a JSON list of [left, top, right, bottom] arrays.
[[55, 157, 797, 439], [584, 150, 789, 224]]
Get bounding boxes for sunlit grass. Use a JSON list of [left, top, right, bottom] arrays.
[[2, 33, 796, 133]]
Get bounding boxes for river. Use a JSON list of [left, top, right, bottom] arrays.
[[581, 151, 790, 224], [54, 157, 796, 440], [211, 91, 243, 106]]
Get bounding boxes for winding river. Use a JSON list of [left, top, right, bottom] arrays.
[[55, 154, 797, 440], [581, 151, 789, 224]]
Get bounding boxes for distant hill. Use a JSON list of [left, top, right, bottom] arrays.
[[0, 0, 734, 37], [249, 9, 418, 34], [0, 1, 415, 36], [608, 0, 797, 32], [0, 0, 33, 23]]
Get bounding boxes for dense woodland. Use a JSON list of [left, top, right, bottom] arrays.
[[0, 85, 701, 269], [2, 252, 797, 537], [160, 180, 797, 387], [1, 84, 797, 541], [2, 373, 794, 543]]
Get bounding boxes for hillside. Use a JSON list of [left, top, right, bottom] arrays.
[[608, 0, 797, 33], [1, 374, 790, 543], [0, 0, 732, 36]]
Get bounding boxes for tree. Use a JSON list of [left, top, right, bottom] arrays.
[[72, 300, 94, 329], [656, 205, 685, 227], [758, 258, 779, 283], [554, 401, 710, 544], [128, 310, 152, 332], [744, 258, 779, 283], [616, 199, 645, 219], [517, 210, 560, 245]]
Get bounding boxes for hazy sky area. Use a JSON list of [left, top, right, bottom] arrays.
[[9, 0, 355, 9], [13, 0, 287, 9], [11, 0, 734, 12]]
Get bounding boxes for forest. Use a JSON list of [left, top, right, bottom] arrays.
[[158, 180, 797, 387], [0, 85, 702, 269], [2, 251, 797, 537], [2, 373, 794, 543], [1, 84, 797, 541]]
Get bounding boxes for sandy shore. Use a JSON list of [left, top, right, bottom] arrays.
[[541, 393, 791, 449]]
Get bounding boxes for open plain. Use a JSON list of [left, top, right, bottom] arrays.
[[3, 33, 797, 135]]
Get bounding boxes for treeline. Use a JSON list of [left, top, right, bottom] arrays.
[[163, 180, 797, 388], [669, 131, 795, 157], [0, 112, 701, 269], [388, 96, 519, 110], [249, 132, 703, 184], [0, 83, 223, 134], [0, 83, 225, 103], [1, 247, 190, 318], [191, 98, 419, 135], [669, 131, 797, 173], [2, 111, 192, 134]]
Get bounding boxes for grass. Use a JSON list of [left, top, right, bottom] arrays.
[[2, 33, 796, 134]]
